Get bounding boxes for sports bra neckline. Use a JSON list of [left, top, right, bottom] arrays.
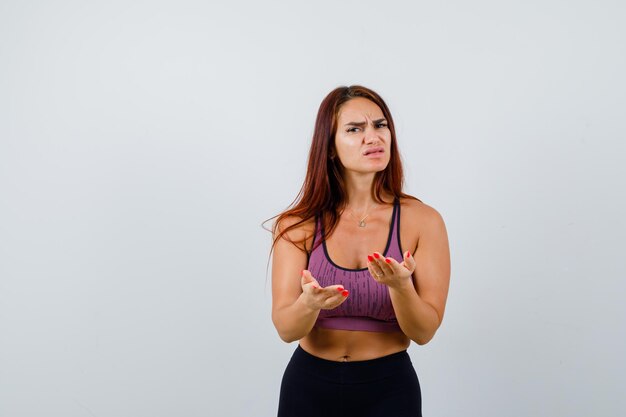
[[319, 199, 398, 272]]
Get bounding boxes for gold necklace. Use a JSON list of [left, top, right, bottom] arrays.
[[347, 203, 377, 227]]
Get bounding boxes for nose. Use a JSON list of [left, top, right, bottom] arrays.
[[365, 126, 381, 144]]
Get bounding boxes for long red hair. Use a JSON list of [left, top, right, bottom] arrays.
[[265, 85, 420, 255]]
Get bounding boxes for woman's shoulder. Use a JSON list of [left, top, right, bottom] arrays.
[[275, 214, 316, 234], [273, 214, 317, 249], [399, 196, 445, 227]]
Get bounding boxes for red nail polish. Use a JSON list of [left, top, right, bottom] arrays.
[[373, 253, 380, 259], [385, 258, 391, 263], [337, 287, 344, 292], [405, 251, 410, 258], [367, 255, 374, 262], [312, 285, 318, 289], [342, 290, 349, 297]]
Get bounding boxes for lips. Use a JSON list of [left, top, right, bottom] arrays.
[[363, 146, 384, 156]]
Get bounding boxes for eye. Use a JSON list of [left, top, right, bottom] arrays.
[[347, 127, 360, 133], [376, 123, 388, 128]]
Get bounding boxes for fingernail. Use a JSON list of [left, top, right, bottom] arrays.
[[405, 251, 411, 258], [301, 270, 304, 276], [373, 253, 380, 259], [342, 290, 349, 297], [385, 258, 391, 264], [337, 287, 344, 292], [312, 285, 318, 289], [367, 255, 374, 262]]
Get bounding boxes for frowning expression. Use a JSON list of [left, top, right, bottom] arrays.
[[333, 97, 391, 174]]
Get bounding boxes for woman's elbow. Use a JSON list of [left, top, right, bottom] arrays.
[[408, 327, 438, 345], [272, 315, 299, 343], [413, 333, 435, 346], [275, 326, 299, 343], [411, 313, 443, 345]]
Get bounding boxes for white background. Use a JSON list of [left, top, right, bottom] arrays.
[[1, 1, 624, 416]]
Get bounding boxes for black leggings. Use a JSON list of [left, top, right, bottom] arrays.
[[277, 345, 422, 417]]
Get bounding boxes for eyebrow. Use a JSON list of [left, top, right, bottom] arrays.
[[344, 118, 387, 127]]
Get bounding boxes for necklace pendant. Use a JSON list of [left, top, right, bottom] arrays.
[[358, 220, 366, 227]]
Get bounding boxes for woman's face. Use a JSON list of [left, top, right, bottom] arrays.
[[333, 97, 391, 174]]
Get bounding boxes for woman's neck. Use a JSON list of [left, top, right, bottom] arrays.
[[343, 172, 391, 211]]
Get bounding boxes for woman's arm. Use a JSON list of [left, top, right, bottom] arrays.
[[271, 217, 348, 343], [369, 205, 451, 345]]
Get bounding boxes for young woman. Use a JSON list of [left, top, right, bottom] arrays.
[[268, 85, 451, 417]]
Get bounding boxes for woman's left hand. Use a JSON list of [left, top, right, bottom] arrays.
[[367, 251, 416, 290]]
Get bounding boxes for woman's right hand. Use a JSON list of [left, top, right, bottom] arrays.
[[300, 270, 349, 311]]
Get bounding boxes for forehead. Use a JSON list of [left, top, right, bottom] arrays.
[[337, 97, 384, 121]]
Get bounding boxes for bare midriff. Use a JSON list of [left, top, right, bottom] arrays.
[[299, 327, 411, 362]]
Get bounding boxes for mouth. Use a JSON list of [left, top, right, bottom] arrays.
[[363, 146, 385, 156]]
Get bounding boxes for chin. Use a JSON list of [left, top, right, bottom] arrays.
[[372, 159, 390, 169], [356, 163, 389, 174]]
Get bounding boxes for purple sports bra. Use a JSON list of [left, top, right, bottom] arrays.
[[306, 198, 404, 333]]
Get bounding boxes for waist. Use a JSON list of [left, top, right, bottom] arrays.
[[300, 326, 410, 362], [291, 344, 413, 382]]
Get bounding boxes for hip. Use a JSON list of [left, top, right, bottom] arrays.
[[278, 344, 422, 417]]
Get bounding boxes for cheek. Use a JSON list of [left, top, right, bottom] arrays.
[[386, 134, 393, 151], [335, 136, 358, 156]]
